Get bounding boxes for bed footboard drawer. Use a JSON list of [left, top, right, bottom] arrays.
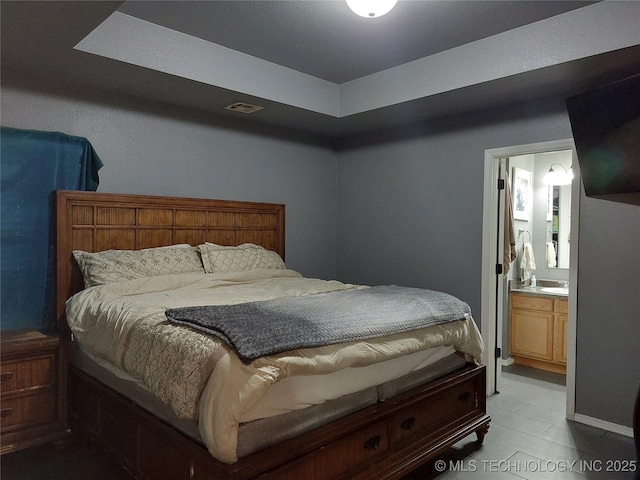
[[389, 373, 482, 448], [261, 421, 389, 480], [68, 364, 489, 480]]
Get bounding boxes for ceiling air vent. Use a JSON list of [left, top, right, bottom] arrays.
[[224, 102, 264, 114]]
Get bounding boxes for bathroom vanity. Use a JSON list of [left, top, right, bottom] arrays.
[[509, 285, 568, 374]]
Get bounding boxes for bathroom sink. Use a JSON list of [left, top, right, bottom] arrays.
[[540, 287, 569, 295]]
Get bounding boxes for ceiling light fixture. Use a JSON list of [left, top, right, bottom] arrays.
[[346, 0, 398, 18], [544, 163, 574, 185]]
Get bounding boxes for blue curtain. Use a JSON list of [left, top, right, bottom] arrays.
[[1, 127, 103, 331]]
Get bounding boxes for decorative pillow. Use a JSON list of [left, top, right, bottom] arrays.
[[198, 243, 285, 273], [73, 244, 205, 287]]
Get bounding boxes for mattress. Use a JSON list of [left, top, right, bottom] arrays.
[[69, 343, 467, 458], [236, 351, 467, 457]]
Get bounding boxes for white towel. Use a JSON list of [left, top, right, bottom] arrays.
[[520, 242, 536, 282], [546, 241, 557, 268]]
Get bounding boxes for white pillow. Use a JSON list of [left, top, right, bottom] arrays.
[[73, 244, 204, 287], [198, 243, 285, 273]]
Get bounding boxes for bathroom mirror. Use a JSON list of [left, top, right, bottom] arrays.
[[510, 150, 572, 274], [548, 184, 571, 269]]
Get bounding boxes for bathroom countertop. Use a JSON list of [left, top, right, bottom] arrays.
[[510, 285, 568, 298]]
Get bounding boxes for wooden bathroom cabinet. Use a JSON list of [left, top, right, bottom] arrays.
[[509, 293, 568, 374]]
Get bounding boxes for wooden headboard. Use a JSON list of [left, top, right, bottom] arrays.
[[56, 190, 285, 336]]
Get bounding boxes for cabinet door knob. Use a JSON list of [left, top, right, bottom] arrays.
[[0, 408, 13, 420], [363, 435, 381, 451], [0, 372, 13, 382], [400, 417, 415, 431], [458, 391, 471, 402]]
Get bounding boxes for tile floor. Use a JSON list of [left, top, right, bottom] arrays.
[[434, 366, 638, 480]]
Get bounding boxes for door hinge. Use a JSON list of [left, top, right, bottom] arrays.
[[497, 178, 505, 190], [495, 264, 503, 275], [495, 347, 502, 358]]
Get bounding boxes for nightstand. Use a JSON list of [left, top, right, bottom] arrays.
[[1, 329, 68, 454]]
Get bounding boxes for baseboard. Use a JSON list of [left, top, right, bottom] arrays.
[[573, 413, 634, 438], [501, 357, 515, 367]]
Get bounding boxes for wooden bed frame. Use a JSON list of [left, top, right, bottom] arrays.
[[56, 190, 490, 480]]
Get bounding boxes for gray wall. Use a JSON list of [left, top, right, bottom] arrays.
[[0, 73, 338, 280], [336, 102, 570, 324], [576, 195, 640, 427]]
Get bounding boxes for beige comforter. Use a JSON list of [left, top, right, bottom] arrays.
[[66, 269, 483, 463]]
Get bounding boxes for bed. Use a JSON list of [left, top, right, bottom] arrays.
[[56, 190, 490, 480]]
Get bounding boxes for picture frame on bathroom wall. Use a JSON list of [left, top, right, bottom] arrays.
[[513, 167, 532, 221]]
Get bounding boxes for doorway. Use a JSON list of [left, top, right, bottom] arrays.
[[481, 139, 580, 422]]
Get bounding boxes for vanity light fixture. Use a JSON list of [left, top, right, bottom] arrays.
[[544, 163, 574, 185], [346, 0, 398, 18]]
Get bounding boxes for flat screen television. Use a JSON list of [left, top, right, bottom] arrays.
[[566, 75, 640, 205]]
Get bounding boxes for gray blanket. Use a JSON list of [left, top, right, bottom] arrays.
[[165, 285, 471, 364]]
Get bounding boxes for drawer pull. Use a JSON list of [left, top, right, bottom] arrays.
[[400, 417, 415, 431], [0, 408, 13, 420], [363, 435, 381, 451], [0, 372, 13, 382], [458, 391, 471, 402]]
